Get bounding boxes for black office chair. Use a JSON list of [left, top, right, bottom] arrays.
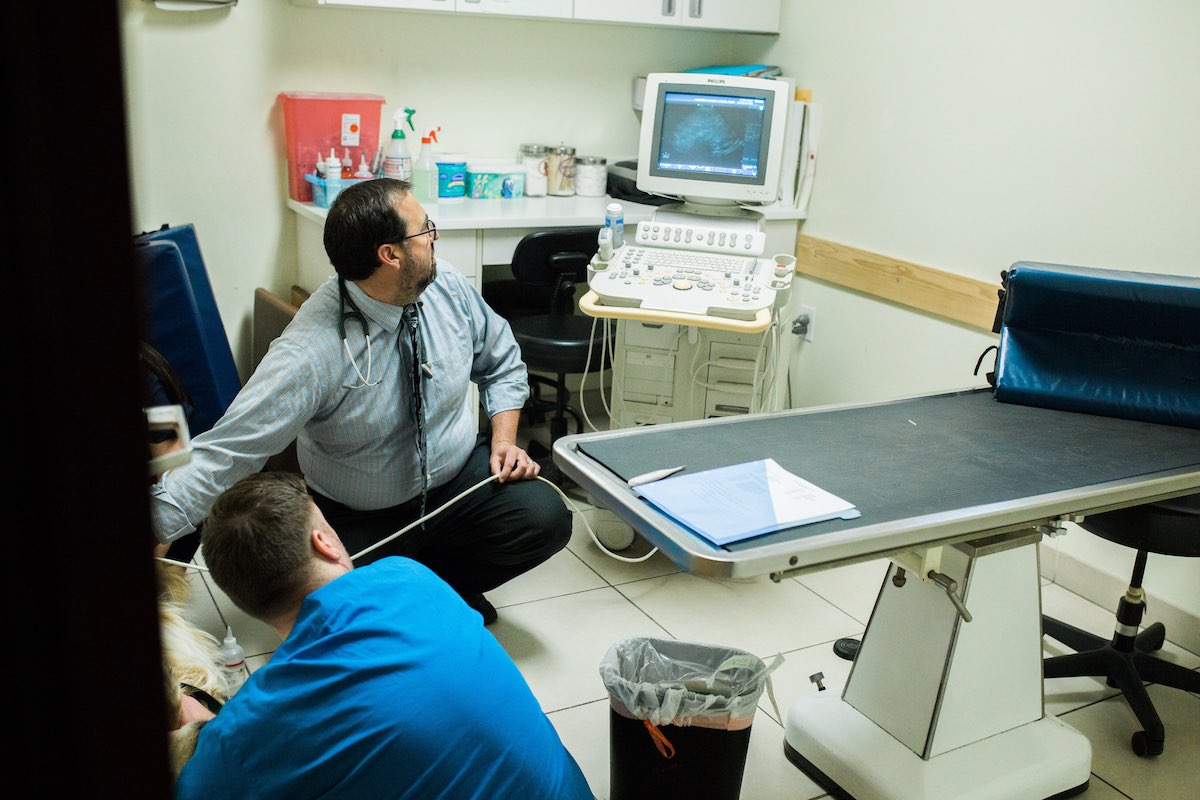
[[1041, 494, 1200, 757], [485, 227, 608, 473]]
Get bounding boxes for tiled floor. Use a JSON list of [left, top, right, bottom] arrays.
[[177, 398, 1200, 799]]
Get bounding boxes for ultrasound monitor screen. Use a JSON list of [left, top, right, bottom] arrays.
[[654, 91, 767, 182]]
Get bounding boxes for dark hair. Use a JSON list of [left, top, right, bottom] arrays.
[[140, 342, 193, 442], [323, 178, 412, 280], [202, 473, 318, 621]]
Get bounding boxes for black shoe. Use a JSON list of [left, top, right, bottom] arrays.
[[464, 593, 498, 626]]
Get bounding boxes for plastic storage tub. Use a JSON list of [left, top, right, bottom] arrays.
[[279, 91, 385, 203], [304, 174, 370, 209], [436, 154, 468, 201]]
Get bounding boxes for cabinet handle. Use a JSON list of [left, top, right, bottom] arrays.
[[662, 0, 675, 16], [689, 0, 702, 18]]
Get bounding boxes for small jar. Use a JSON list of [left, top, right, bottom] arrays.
[[520, 144, 549, 197], [546, 145, 576, 196], [574, 156, 607, 197]]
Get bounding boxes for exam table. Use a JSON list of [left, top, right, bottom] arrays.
[[552, 388, 1200, 800]]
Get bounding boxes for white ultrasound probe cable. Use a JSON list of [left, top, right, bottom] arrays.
[[157, 474, 658, 572]]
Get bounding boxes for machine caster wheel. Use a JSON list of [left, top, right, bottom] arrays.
[[1131, 730, 1163, 757]]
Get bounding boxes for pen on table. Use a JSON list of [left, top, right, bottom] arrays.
[[627, 465, 687, 488]]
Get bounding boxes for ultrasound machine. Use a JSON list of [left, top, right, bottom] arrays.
[[582, 72, 805, 426]]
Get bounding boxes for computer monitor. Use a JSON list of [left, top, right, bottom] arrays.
[[637, 72, 791, 207]]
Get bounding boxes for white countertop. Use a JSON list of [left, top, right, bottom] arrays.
[[287, 195, 658, 230], [287, 194, 805, 230]]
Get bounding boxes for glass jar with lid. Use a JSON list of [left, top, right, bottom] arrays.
[[546, 145, 576, 196], [574, 155, 607, 197], [519, 144, 549, 197]]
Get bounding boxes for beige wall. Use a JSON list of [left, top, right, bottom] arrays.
[[733, 0, 1198, 613], [120, 0, 737, 371], [121, 1, 1197, 613]]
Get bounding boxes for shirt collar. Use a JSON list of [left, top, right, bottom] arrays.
[[343, 279, 405, 335]]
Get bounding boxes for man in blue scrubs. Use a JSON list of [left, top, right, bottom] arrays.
[[174, 471, 593, 800]]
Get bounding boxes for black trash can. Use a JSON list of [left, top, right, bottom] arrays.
[[600, 637, 780, 800]]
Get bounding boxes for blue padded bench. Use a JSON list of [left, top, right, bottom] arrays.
[[135, 224, 240, 436]]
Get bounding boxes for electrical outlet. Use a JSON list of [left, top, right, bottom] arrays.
[[797, 304, 816, 342]]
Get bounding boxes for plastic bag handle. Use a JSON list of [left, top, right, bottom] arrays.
[[643, 720, 676, 759]]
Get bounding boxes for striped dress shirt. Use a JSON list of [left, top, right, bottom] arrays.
[[150, 267, 529, 543]]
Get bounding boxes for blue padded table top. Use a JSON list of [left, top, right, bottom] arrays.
[[573, 390, 1200, 557]]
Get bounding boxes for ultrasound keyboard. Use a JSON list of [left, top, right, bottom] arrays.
[[587, 216, 795, 321]]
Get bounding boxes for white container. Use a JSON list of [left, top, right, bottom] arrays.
[[575, 156, 607, 197], [605, 202, 625, 249]]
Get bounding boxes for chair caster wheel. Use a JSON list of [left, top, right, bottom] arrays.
[[1135, 621, 1166, 652], [1131, 730, 1163, 757]]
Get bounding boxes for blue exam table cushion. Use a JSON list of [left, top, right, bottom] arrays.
[[994, 262, 1200, 429]]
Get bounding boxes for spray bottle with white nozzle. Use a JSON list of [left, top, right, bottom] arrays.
[[383, 107, 416, 182], [413, 126, 441, 206]]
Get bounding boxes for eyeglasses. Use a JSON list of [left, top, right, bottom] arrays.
[[398, 219, 437, 243]]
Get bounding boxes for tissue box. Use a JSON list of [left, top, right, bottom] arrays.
[[467, 160, 525, 199]]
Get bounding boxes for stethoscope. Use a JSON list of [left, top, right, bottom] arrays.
[[339, 277, 432, 390]]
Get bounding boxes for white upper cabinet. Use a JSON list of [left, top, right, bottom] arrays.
[[574, 0, 779, 34], [295, 0, 453, 9], [573, 0, 681, 27], [680, 0, 779, 34], [455, 0, 572, 18], [295, 0, 779, 33]]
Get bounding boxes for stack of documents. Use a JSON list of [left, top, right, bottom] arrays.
[[636, 458, 860, 546]]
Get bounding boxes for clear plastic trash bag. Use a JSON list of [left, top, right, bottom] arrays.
[[600, 636, 783, 729]]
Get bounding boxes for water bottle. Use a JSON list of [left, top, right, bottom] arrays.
[[218, 625, 248, 696], [605, 202, 625, 250]]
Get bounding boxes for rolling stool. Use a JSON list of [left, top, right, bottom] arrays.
[[492, 228, 609, 485], [1041, 494, 1200, 756]]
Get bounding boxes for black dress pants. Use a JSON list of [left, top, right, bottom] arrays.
[[310, 436, 571, 598]]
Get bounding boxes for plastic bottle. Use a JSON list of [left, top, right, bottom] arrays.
[[412, 127, 440, 206], [383, 107, 416, 182], [218, 626, 247, 695], [355, 151, 374, 179], [325, 147, 343, 206], [341, 148, 353, 179], [605, 202, 625, 250]]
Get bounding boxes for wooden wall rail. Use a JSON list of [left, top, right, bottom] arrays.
[[794, 235, 1001, 332]]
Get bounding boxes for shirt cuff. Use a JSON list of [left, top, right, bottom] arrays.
[[149, 484, 198, 544], [481, 378, 530, 419]]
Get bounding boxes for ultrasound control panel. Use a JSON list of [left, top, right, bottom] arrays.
[[588, 222, 793, 322], [635, 220, 767, 256]]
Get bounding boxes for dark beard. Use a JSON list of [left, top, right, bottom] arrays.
[[417, 261, 437, 292]]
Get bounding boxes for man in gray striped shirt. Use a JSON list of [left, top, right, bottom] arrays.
[[150, 179, 570, 624]]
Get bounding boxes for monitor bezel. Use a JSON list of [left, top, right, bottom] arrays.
[[637, 73, 791, 205]]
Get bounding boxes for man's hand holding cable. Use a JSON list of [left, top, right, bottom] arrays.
[[489, 409, 540, 483]]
